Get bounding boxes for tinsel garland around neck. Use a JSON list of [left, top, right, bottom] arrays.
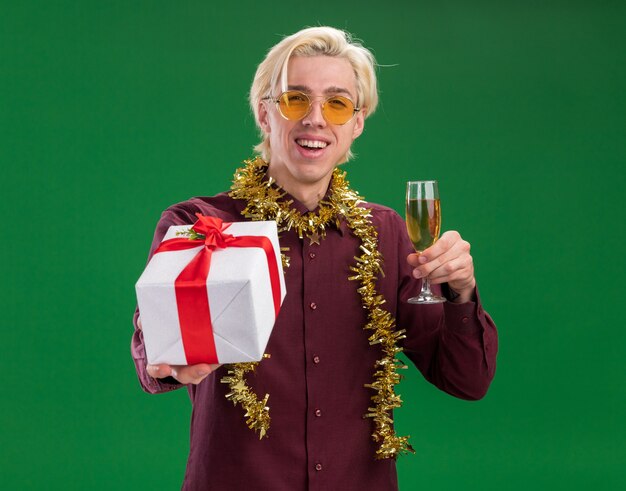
[[222, 156, 414, 459]]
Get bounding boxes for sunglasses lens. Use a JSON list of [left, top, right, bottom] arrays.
[[278, 91, 310, 120], [322, 96, 355, 125]]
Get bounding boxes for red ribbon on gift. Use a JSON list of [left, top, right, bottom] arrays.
[[153, 214, 282, 365]]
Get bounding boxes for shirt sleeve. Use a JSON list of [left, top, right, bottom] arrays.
[[130, 204, 199, 394], [391, 210, 498, 401]]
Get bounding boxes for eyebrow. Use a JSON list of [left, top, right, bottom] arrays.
[[287, 84, 355, 98]]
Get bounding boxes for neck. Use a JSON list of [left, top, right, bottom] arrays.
[[267, 166, 332, 211]]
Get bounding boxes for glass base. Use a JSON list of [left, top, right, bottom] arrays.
[[408, 293, 447, 304]]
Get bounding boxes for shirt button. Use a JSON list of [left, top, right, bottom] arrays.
[[309, 252, 316, 259], [310, 302, 317, 310], [313, 355, 320, 364], [315, 409, 322, 417], [315, 463, 322, 471], [461, 316, 469, 324]]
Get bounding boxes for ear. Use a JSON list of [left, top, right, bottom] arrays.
[[258, 101, 271, 134], [351, 108, 366, 140]]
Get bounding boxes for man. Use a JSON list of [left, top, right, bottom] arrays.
[[132, 26, 497, 490]]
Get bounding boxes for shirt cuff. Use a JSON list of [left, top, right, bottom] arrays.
[[442, 285, 483, 333]]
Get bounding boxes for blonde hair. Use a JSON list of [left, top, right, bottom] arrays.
[[250, 26, 378, 162]]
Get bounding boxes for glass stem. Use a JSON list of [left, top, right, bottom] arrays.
[[421, 276, 433, 297]]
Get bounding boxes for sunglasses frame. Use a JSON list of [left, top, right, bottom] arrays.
[[263, 90, 361, 125]]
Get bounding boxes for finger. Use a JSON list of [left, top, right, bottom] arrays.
[[419, 231, 461, 264], [431, 273, 476, 300], [407, 252, 422, 267], [137, 317, 143, 330], [169, 363, 220, 385], [428, 244, 473, 281], [428, 256, 474, 285], [146, 363, 173, 379], [414, 237, 470, 278], [447, 275, 476, 295], [426, 251, 476, 298]]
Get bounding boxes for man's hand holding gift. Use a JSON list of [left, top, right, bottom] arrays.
[[138, 317, 221, 384]]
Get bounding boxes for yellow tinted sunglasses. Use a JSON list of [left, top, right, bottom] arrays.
[[264, 90, 360, 125]]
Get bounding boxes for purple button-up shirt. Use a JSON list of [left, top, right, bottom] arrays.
[[132, 191, 498, 490]]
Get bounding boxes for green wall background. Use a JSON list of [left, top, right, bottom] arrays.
[[1, 1, 624, 489]]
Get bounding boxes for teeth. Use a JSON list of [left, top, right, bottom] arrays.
[[297, 139, 328, 149]]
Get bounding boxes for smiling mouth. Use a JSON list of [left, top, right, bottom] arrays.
[[296, 138, 328, 149]]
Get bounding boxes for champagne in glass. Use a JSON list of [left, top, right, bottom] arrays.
[[406, 181, 446, 304]]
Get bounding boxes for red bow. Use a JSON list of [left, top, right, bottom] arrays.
[[191, 214, 236, 249]]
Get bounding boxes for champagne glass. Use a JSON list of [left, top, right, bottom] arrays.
[[406, 181, 446, 304]]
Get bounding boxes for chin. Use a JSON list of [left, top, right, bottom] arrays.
[[290, 170, 326, 185], [293, 163, 335, 181]]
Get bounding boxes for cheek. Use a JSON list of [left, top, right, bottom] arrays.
[[273, 121, 294, 141], [338, 127, 356, 147], [268, 122, 295, 154]]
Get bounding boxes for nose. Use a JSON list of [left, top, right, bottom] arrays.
[[301, 99, 327, 128]]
